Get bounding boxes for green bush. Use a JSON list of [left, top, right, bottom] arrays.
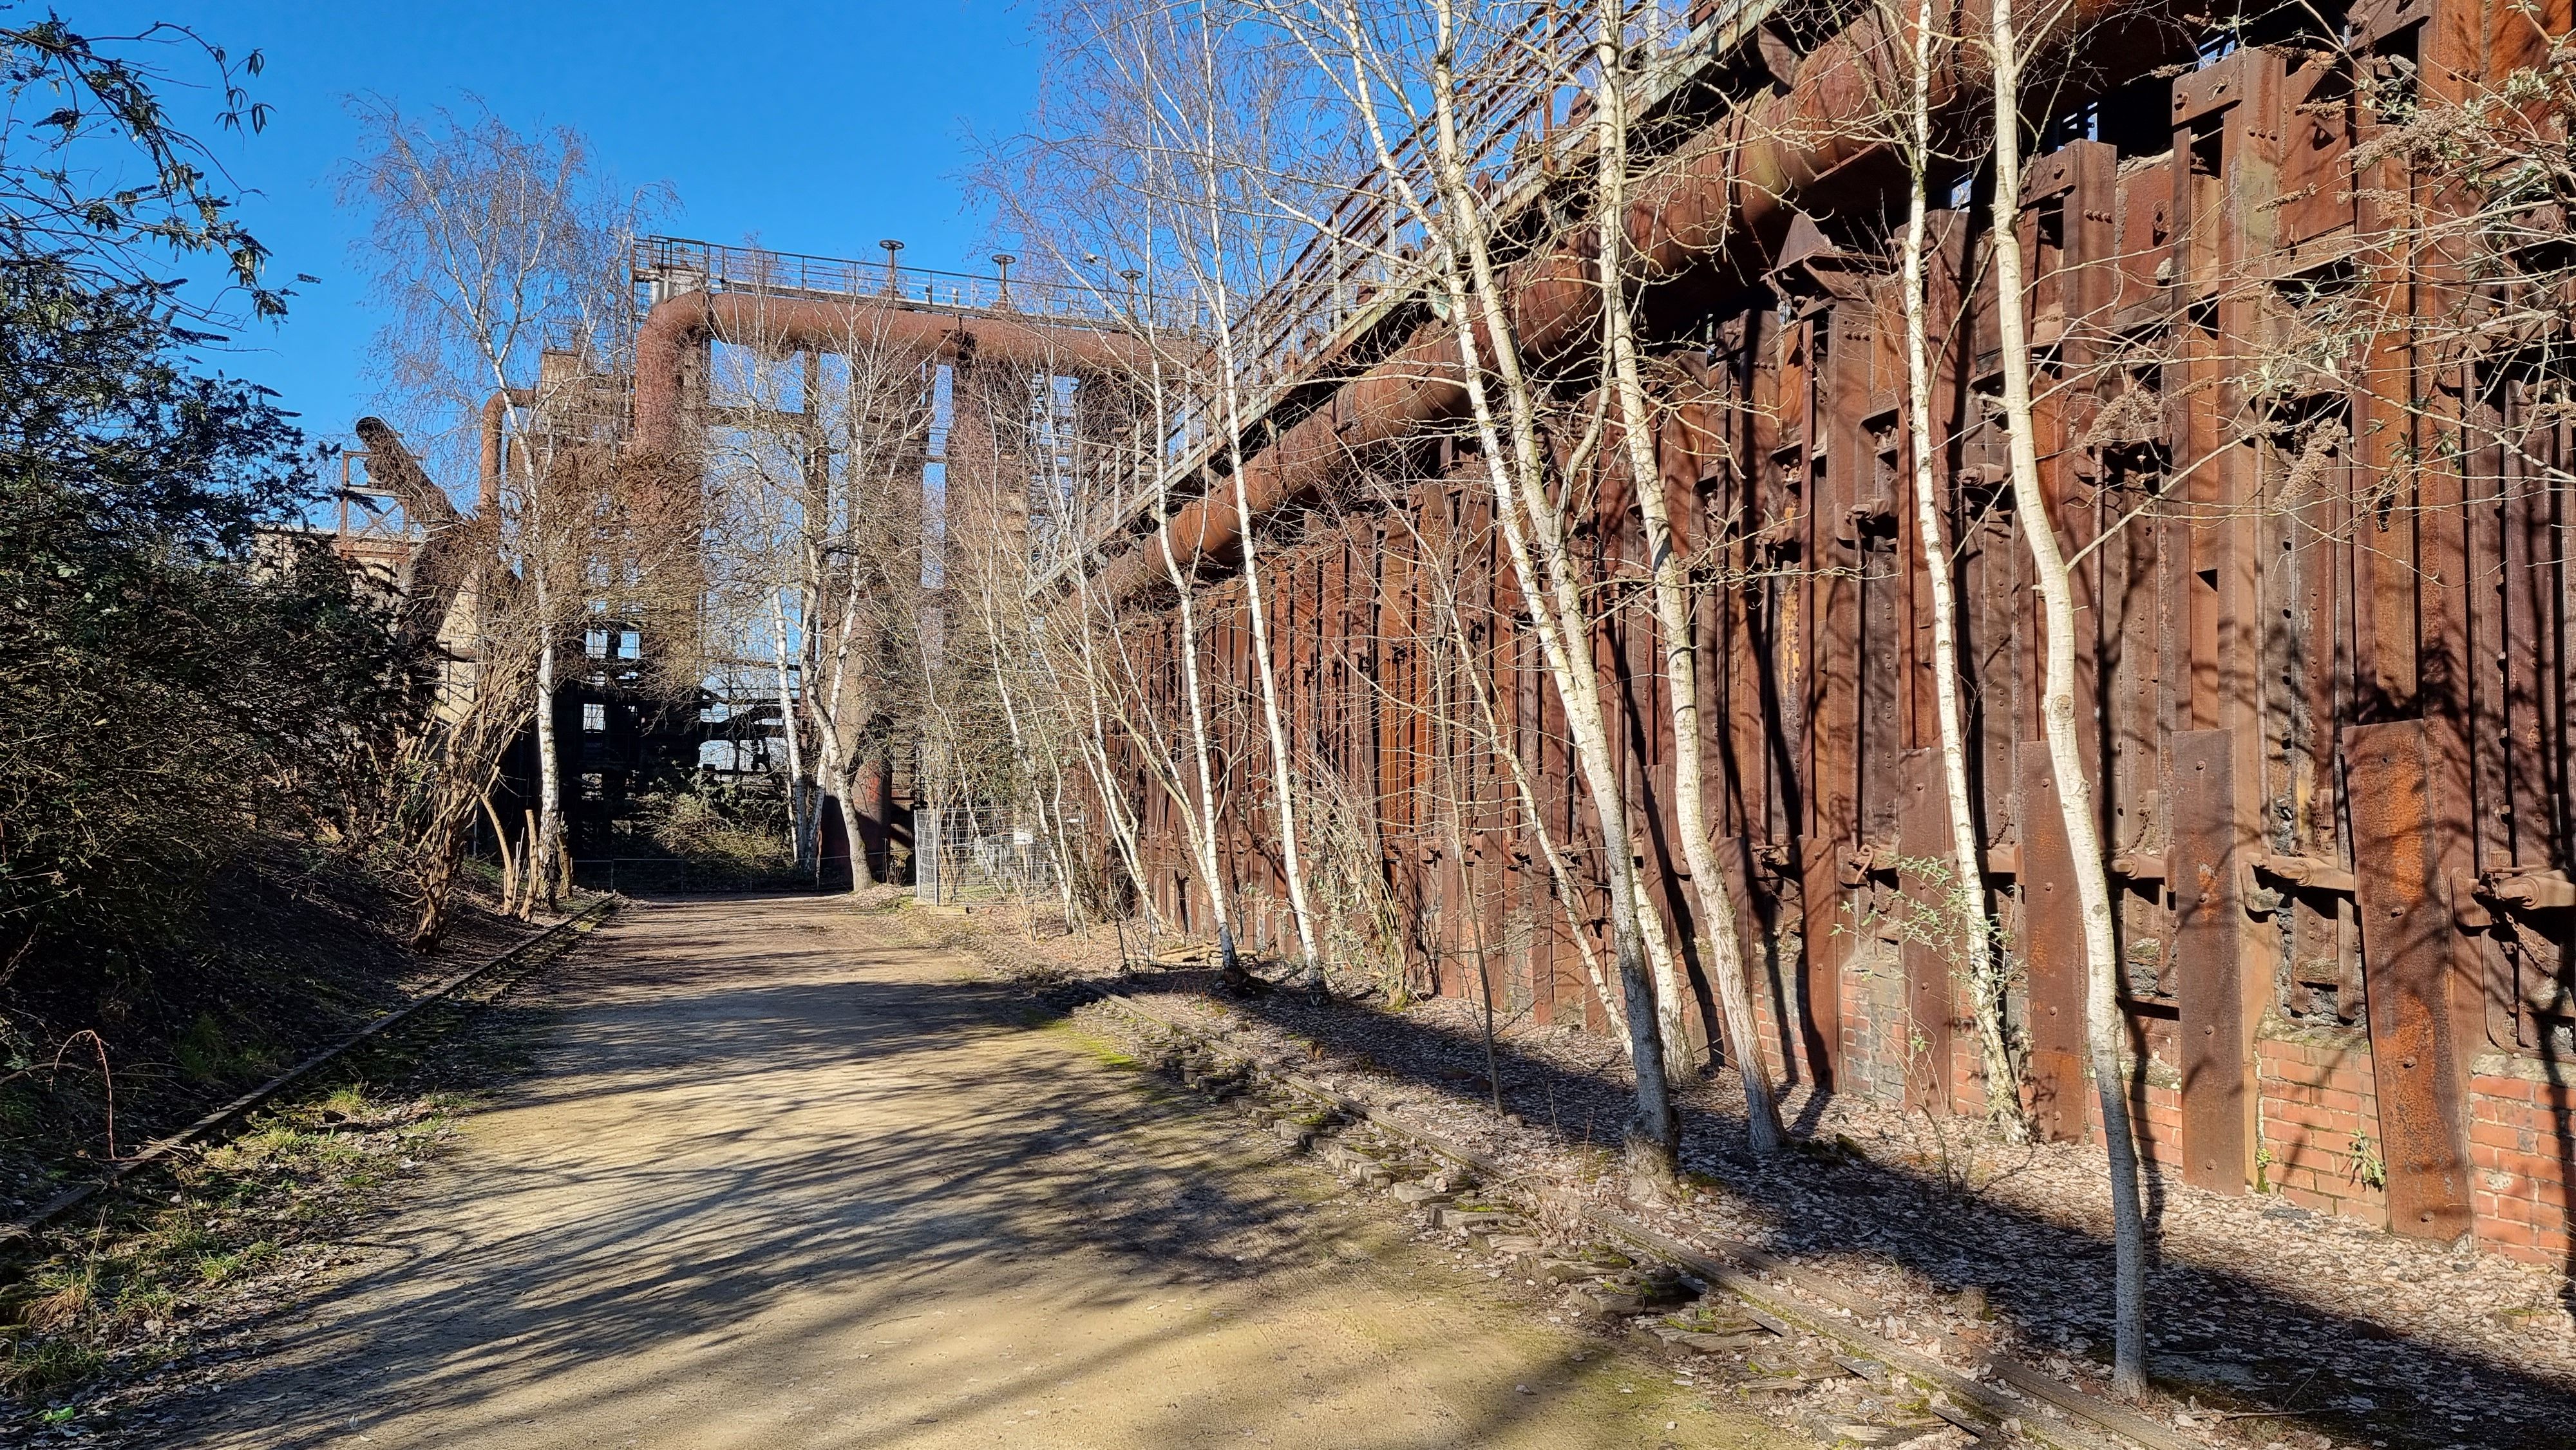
[[0, 255, 428, 990], [608, 779, 798, 886]]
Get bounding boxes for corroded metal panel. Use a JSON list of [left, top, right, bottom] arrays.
[[2343, 720, 2473, 1239], [1081, 19, 2573, 1236], [2170, 729, 2257, 1194], [2018, 751, 2089, 1143]]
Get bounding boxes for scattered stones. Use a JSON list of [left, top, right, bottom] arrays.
[[1533, 1257, 1598, 1284], [1558, 1264, 1693, 1320], [1813, 1417, 1945, 1446], [1564, 1283, 1644, 1317]]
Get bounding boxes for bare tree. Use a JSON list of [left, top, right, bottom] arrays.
[[1169, 14, 1333, 995], [1592, 0, 1783, 1153], [700, 290, 936, 892], [1254, 0, 1687, 1171], [1886, 0, 2022, 1139], [342, 100, 669, 912], [1982, 0, 2147, 1395]]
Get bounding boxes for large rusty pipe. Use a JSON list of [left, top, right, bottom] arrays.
[[631, 289, 1149, 459], [1113, 0, 2190, 592]]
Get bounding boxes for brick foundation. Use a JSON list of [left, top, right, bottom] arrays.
[[2255, 1028, 2391, 1229], [2468, 1057, 2576, 1266], [1808, 974, 2573, 1270]]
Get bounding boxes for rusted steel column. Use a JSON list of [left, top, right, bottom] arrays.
[[2161, 49, 2284, 1195], [855, 755, 892, 883], [2005, 147, 2130, 1143], [2018, 751, 2090, 1141], [2474, 345, 2574, 1054], [2170, 731, 2258, 1192], [2345, 720, 2475, 1238], [2409, 5, 2520, 1095], [1790, 305, 1861, 1091]]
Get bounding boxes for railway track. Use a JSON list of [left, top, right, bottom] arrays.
[[1, 896, 619, 1254]]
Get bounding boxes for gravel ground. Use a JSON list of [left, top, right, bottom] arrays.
[[84, 894, 1783, 1450], [891, 896, 2576, 1450]]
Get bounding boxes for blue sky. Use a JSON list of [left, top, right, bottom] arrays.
[[81, 0, 1039, 450]]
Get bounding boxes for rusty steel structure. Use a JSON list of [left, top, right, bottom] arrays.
[[626, 237, 1160, 878], [1079, 0, 2576, 1261]]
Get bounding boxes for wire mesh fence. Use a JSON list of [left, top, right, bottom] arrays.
[[911, 807, 1061, 907]]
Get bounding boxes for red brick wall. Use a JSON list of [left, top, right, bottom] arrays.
[[2468, 1060, 2575, 1268], [1745, 937, 1796, 1084], [1839, 946, 1909, 1106], [2058, 1031, 2186, 1172], [2255, 1028, 2391, 1228]]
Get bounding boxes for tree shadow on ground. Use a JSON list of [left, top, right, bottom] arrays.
[[128, 896, 1685, 1450], [1180, 965, 2576, 1450]]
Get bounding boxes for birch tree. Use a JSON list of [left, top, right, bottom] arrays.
[[1984, 0, 2148, 1394], [1169, 11, 1331, 994], [1593, 0, 1783, 1152], [1258, 0, 1688, 1165], [343, 101, 668, 910], [1886, 0, 2022, 1138], [702, 295, 934, 891]]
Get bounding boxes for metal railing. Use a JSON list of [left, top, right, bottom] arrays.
[[1034, 0, 1783, 589], [1191, 0, 1780, 434], [632, 235, 1204, 335], [630, 1, 1778, 592], [295, 444, 424, 588]]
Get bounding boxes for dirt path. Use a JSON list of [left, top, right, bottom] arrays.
[[140, 894, 1796, 1449]]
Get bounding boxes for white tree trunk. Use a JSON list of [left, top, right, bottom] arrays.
[[1226, 464, 1325, 990], [833, 755, 871, 892], [769, 591, 814, 874], [1596, 10, 1781, 1151], [1988, 0, 2148, 1393], [1901, 0, 2022, 1138], [1414, 0, 1676, 1164], [531, 590, 565, 912], [1158, 522, 1236, 972], [1191, 162, 1327, 993], [478, 790, 520, 916]]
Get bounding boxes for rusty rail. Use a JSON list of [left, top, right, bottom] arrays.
[[0, 897, 618, 1252]]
